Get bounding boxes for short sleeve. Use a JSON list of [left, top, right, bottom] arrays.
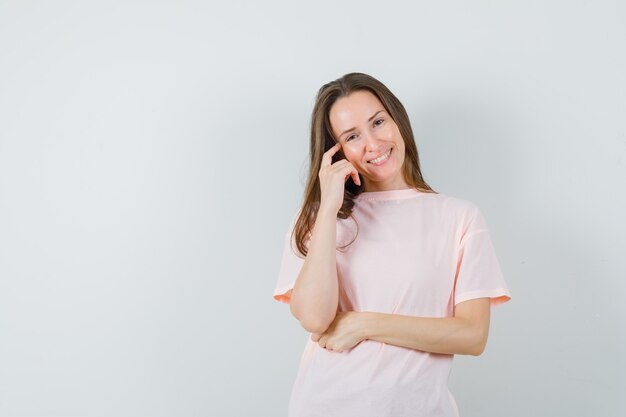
[[453, 205, 512, 307], [272, 212, 306, 304]]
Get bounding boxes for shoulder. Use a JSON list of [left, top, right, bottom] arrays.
[[422, 191, 480, 218]]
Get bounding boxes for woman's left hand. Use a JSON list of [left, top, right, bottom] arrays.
[[310, 311, 367, 353]]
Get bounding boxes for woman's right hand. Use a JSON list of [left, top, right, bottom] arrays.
[[318, 143, 361, 214]]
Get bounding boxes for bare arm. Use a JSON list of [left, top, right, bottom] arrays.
[[289, 142, 360, 334], [289, 206, 340, 334], [356, 298, 491, 356], [288, 143, 360, 335]]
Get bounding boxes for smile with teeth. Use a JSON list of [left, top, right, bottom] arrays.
[[368, 148, 392, 165]]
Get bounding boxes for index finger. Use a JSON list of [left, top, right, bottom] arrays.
[[321, 142, 341, 167]]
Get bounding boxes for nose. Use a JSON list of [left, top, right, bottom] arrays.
[[363, 130, 383, 152]]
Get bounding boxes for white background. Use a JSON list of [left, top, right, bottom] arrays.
[[1, 1, 624, 416]]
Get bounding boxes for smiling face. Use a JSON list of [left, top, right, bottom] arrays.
[[329, 90, 409, 192]]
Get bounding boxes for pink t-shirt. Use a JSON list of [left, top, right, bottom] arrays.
[[273, 187, 511, 417]]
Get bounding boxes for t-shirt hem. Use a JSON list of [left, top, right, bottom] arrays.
[[455, 289, 511, 307], [273, 285, 294, 304]]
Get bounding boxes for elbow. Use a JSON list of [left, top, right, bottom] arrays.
[[289, 291, 335, 334], [290, 302, 333, 334], [299, 317, 331, 335], [470, 344, 486, 357], [469, 330, 488, 356]]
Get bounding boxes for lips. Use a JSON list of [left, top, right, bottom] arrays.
[[367, 147, 392, 164]]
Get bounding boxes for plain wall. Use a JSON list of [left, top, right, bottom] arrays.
[[0, 1, 624, 416]]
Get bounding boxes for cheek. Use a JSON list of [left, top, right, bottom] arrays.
[[349, 158, 363, 169], [343, 150, 361, 165], [382, 125, 398, 139], [344, 155, 365, 172], [395, 143, 405, 160]]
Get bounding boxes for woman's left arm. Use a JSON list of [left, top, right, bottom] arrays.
[[311, 298, 491, 355], [359, 298, 491, 356]]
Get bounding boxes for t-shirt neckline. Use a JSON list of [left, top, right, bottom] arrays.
[[357, 187, 426, 201]]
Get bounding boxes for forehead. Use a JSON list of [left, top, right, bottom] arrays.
[[329, 90, 385, 130]]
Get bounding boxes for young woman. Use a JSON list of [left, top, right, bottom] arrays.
[[273, 72, 511, 417]]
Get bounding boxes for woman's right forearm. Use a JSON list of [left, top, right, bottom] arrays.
[[290, 205, 339, 334]]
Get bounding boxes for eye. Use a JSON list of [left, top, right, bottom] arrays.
[[373, 118, 384, 126], [346, 134, 357, 142]]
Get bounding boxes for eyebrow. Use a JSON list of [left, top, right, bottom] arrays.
[[338, 110, 386, 139]]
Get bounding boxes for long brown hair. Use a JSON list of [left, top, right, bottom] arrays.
[[292, 72, 436, 257]]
